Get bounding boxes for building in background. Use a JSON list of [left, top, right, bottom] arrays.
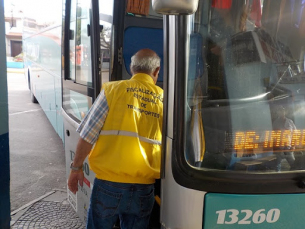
[[4, 0, 23, 58]]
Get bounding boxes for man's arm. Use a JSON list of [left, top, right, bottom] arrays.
[[68, 90, 109, 194], [68, 138, 93, 194]]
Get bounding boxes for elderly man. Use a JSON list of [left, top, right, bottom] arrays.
[[68, 48, 163, 229]]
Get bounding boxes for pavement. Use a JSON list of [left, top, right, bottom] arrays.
[[7, 67, 25, 74], [7, 68, 86, 228], [10, 189, 85, 229]]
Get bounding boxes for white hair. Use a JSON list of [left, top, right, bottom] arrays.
[[130, 54, 160, 74]]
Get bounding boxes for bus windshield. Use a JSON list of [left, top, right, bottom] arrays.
[[185, 0, 305, 173]]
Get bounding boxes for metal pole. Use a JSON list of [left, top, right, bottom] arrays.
[[0, 0, 11, 228]]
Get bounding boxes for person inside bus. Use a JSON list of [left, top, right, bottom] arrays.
[[67, 48, 163, 229], [272, 105, 296, 171]]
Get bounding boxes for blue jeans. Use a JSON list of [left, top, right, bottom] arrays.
[[87, 178, 155, 229]]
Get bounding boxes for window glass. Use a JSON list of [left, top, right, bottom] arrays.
[[99, 1, 113, 15], [75, 0, 93, 86], [63, 88, 92, 121], [69, 0, 77, 81], [64, 0, 93, 122], [185, 0, 305, 173], [99, 0, 114, 84]]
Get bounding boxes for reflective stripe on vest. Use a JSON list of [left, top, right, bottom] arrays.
[[99, 130, 161, 145]]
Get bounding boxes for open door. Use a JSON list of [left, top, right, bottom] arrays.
[[62, 0, 105, 222]]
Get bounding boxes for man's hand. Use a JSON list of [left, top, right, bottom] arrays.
[[67, 137, 92, 194], [68, 170, 84, 194]]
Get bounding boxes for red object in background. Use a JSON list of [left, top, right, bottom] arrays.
[[212, 0, 232, 9], [76, 45, 82, 66], [250, 0, 262, 27], [83, 177, 90, 188], [212, 0, 262, 27]]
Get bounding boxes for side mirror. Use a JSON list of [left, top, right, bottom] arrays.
[[152, 0, 199, 15]]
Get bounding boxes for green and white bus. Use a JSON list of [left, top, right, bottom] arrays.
[[23, 0, 64, 140], [23, 0, 305, 228]]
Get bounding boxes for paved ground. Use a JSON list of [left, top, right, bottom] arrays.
[[7, 68, 85, 228], [11, 190, 85, 228]]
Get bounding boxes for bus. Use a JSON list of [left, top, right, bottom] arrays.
[[23, 0, 64, 140], [23, 0, 305, 228]]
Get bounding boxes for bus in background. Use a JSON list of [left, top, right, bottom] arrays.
[[23, 0, 64, 140], [23, 0, 305, 228]]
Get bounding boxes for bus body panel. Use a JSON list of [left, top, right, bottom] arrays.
[[23, 0, 64, 141], [160, 14, 205, 229], [204, 193, 305, 229], [24, 62, 63, 140], [62, 109, 95, 223], [161, 1, 305, 228], [161, 137, 204, 229], [166, 15, 176, 139]]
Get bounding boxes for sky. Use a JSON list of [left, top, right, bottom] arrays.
[[4, 0, 62, 23], [4, 0, 113, 22], [4, 0, 22, 13]]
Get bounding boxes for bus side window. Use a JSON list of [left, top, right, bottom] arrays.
[[186, 33, 207, 167]]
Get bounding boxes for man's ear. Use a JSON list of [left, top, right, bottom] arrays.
[[130, 67, 134, 75], [152, 67, 160, 84], [153, 67, 160, 77]]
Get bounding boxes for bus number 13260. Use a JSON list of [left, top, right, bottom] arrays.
[[216, 208, 280, 225]]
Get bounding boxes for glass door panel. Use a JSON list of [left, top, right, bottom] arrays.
[[75, 0, 93, 86]]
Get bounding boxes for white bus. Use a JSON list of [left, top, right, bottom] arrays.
[[24, 0, 305, 228], [23, 0, 64, 140]]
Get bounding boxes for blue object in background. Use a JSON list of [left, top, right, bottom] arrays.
[[188, 33, 204, 80], [7, 61, 24, 68], [123, 27, 164, 82]]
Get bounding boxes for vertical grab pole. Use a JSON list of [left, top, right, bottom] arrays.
[[0, 0, 11, 228]]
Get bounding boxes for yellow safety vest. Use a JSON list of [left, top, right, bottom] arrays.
[[88, 73, 163, 184]]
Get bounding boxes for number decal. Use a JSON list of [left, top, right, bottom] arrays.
[[238, 210, 252, 224], [252, 209, 266, 224], [225, 209, 239, 224], [216, 210, 226, 224], [216, 209, 280, 225], [83, 162, 90, 176], [266, 209, 280, 223]]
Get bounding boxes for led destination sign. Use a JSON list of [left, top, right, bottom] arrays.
[[231, 129, 305, 150]]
